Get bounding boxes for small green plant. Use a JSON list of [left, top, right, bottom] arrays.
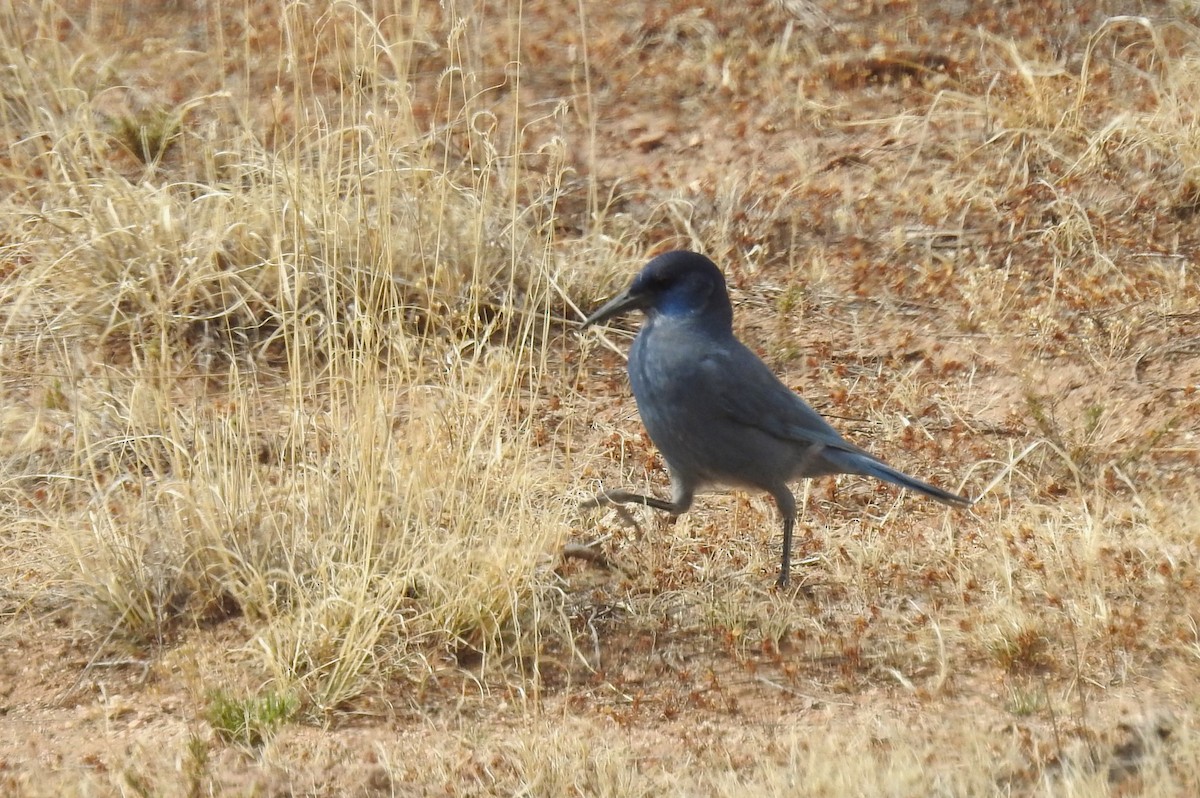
[[122, 767, 155, 798], [776, 284, 806, 315], [205, 689, 298, 748], [1068, 402, 1107, 464], [112, 107, 181, 163], [185, 733, 211, 798], [1081, 404, 1104, 438], [1024, 393, 1061, 446], [43, 379, 68, 410], [1004, 681, 1047, 716]]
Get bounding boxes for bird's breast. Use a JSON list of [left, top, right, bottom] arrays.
[[627, 325, 737, 475], [628, 326, 716, 419]]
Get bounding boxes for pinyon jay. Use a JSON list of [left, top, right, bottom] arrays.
[[583, 250, 972, 587]]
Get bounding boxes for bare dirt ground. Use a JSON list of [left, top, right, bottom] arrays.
[[3, 0, 1200, 795]]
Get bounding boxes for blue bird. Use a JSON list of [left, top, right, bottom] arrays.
[[583, 250, 972, 587]]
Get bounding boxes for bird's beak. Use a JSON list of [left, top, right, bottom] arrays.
[[583, 285, 646, 328]]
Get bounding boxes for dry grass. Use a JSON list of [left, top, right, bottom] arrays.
[[3, 0, 1200, 795]]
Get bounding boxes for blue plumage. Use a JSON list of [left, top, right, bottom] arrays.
[[584, 250, 972, 587]]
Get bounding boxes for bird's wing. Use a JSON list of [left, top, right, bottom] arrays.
[[696, 342, 870, 456], [695, 341, 971, 506]]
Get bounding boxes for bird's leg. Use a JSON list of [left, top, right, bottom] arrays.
[[581, 489, 680, 514], [770, 487, 798, 588], [777, 516, 794, 589], [581, 490, 676, 530], [770, 443, 825, 588], [583, 480, 695, 529]]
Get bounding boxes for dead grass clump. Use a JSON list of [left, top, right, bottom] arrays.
[[0, 1, 579, 715]]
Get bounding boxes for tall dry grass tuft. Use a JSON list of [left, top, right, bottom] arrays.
[[0, 1, 580, 710]]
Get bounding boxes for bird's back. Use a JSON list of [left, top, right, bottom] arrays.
[[628, 314, 864, 492]]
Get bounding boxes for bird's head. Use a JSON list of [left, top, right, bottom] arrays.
[[583, 250, 733, 329]]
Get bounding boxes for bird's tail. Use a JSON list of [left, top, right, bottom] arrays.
[[831, 449, 973, 508]]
